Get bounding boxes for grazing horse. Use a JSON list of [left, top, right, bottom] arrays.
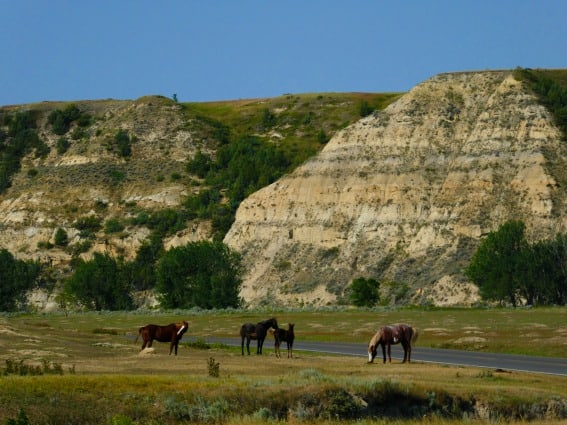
[[136, 321, 188, 355], [240, 317, 278, 355], [367, 324, 418, 364], [273, 323, 295, 358]]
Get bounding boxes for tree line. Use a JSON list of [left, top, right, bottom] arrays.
[[0, 239, 242, 312], [348, 220, 567, 308], [3, 220, 566, 312], [466, 220, 567, 306]]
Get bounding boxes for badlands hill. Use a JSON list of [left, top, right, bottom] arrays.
[[225, 70, 567, 307], [1, 69, 566, 308]]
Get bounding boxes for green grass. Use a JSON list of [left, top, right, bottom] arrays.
[[0, 307, 565, 424], [184, 92, 402, 166], [3, 306, 566, 357]]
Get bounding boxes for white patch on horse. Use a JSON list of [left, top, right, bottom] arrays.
[[177, 324, 186, 336]]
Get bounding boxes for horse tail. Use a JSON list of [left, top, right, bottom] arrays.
[[411, 327, 419, 344], [135, 326, 143, 344]]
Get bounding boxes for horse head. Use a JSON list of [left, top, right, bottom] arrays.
[[268, 317, 278, 330], [176, 321, 189, 337], [368, 343, 378, 363]]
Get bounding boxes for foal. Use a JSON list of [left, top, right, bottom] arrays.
[[274, 323, 295, 358]]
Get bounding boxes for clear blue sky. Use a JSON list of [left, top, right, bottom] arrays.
[[2, 1, 566, 106]]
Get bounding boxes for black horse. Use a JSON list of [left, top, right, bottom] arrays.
[[240, 317, 278, 355]]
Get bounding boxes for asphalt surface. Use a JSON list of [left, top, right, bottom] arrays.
[[204, 337, 567, 377]]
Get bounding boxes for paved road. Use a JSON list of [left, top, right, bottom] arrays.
[[204, 337, 567, 377]]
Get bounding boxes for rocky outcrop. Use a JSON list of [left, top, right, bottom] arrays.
[[225, 71, 567, 307], [0, 96, 207, 270]]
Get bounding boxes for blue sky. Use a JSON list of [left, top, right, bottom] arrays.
[[2, 1, 566, 106]]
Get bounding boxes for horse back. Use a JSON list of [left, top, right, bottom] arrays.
[[141, 323, 185, 343], [395, 324, 417, 344], [153, 324, 176, 342], [240, 323, 256, 338]]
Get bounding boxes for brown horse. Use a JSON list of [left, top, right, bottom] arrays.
[[273, 323, 295, 358], [136, 321, 188, 355], [240, 317, 278, 355], [367, 324, 418, 364]]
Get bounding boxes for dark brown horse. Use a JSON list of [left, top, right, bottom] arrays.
[[273, 323, 295, 358], [240, 317, 278, 355], [367, 324, 418, 364], [136, 321, 188, 355]]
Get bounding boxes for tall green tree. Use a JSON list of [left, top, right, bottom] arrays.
[[156, 241, 242, 309], [527, 235, 567, 305], [466, 220, 527, 306], [126, 233, 163, 291], [64, 252, 134, 310], [0, 249, 41, 311], [349, 277, 380, 307]]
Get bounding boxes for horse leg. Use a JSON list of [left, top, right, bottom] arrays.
[[401, 342, 407, 363], [241, 337, 245, 356], [381, 343, 387, 364], [171, 340, 179, 356], [387, 343, 392, 363], [257, 337, 264, 354], [246, 337, 251, 355]]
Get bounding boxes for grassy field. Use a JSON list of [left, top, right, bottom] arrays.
[[0, 307, 565, 424]]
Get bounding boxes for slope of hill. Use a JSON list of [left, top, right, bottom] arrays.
[[225, 70, 567, 307]]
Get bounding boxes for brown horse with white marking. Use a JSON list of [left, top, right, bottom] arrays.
[[367, 324, 418, 364], [136, 321, 188, 355]]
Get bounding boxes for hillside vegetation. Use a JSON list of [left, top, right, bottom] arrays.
[[0, 91, 401, 311]]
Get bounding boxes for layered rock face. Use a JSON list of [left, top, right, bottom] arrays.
[[225, 71, 566, 307]]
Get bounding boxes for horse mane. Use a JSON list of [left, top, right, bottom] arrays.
[[368, 328, 384, 348], [259, 317, 278, 329]]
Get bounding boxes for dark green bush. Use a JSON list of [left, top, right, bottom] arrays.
[[48, 104, 81, 135], [56, 137, 70, 154], [104, 218, 124, 234], [54, 228, 69, 247], [112, 129, 132, 157], [73, 216, 102, 238]]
